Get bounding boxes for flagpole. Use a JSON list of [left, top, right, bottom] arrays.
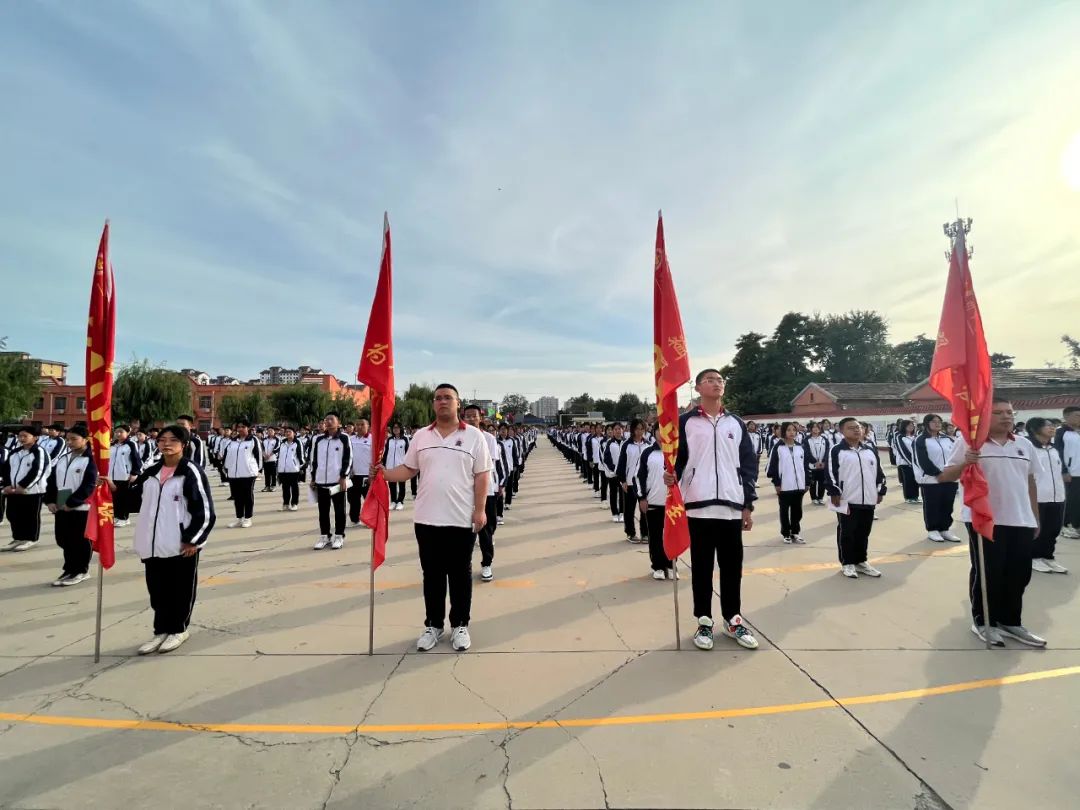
[[671, 557, 681, 650], [368, 526, 376, 656], [93, 556, 104, 663], [975, 531, 992, 651]]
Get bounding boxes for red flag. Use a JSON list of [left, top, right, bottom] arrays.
[[653, 212, 693, 560], [358, 214, 395, 569], [84, 222, 117, 569], [930, 223, 994, 539]]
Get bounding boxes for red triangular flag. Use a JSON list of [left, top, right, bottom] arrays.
[[85, 222, 116, 569], [930, 223, 994, 539], [653, 212, 693, 560], [358, 214, 394, 569]]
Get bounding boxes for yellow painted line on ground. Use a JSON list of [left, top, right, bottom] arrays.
[[1, 664, 1077, 736]]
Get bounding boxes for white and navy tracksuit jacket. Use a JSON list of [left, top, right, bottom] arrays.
[[383, 437, 409, 469], [310, 432, 352, 486], [1053, 425, 1080, 476], [262, 436, 281, 463], [8, 443, 52, 495], [766, 442, 808, 491], [45, 446, 98, 511], [826, 441, 887, 507], [109, 438, 143, 481], [912, 433, 956, 486], [617, 439, 650, 496], [222, 436, 262, 478], [1032, 441, 1065, 504], [636, 444, 668, 508], [185, 433, 207, 468], [674, 408, 759, 514], [277, 439, 306, 474], [133, 458, 216, 558], [805, 435, 830, 471], [892, 434, 915, 467]]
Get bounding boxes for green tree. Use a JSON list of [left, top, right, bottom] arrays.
[[813, 311, 904, 383], [0, 338, 42, 422], [593, 398, 616, 419], [499, 393, 530, 417], [218, 391, 273, 426], [990, 352, 1014, 370], [564, 393, 595, 414], [113, 358, 193, 428], [1063, 334, 1080, 369], [894, 333, 937, 383], [329, 391, 361, 423], [721, 331, 772, 415], [612, 392, 644, 421], [268, 384, 332, 428]]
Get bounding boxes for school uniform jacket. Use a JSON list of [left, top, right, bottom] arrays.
[[616, 440, 649, 495], [826, 441, 887, 508], [766, 442, 808, 491], [636, 444, 668, 507], [1053, 425, 1080, 476], [133, 458, 216, 558], [913, 433, 955, 486], [45, 445, 98, 512], [222, 436, 262, 478], [498, 438, 518, 477], [601, 438, 621, 477], [185, 433, 207, 468], [7, 443, 52, 495], [674, 408, 759, 512], [276, 440, 306, 474], [892, 434, 915, 467], [383, 437, 410, 468], [804, 436, 830, 470], [108, 438, 143, 481], [485, 432, 505, 496], [1031, 441, 1065, 503], [262, 436, 281, 463], [310, 432, 353, 486]]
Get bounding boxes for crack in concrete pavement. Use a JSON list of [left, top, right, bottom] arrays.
[[586, 592, 631, 652], [450, 656, 514, 809]]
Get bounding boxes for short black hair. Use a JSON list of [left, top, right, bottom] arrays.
[[176, 414, 194, 423], [115, 424, 130, 433], [158, 424, 190, 445], [922, 413, 943, 429], [19, 424, 41, 437], [434, 383, 459, 396], [463, 403, 483, 415], [838, 417, 859, 430], [1064, 406, 1080, 417], [695, 368, 723, 385], [234, 419, 251, 428], [1026, 416, 1051, 440], [66, 424, 89, 438], [324, 411, 340, 420]]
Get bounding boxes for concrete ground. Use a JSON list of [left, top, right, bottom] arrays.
[[1, 441, 1078, 810]]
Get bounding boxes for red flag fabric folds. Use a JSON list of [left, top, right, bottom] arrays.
[[358, 214, 395, 570], [84, 222, 116, 569], [653, 213, 693, 561], [930, 224, 994, 539]]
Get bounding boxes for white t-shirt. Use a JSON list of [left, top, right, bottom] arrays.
[[948, 434, 1037, 529], [403, 422, 493, 528]]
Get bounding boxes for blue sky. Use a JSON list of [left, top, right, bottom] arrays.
[[3, 1, 1079, 404]]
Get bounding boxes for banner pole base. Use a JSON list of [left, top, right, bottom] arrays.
[[94, 558, 105, 663]]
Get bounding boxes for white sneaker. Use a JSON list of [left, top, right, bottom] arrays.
[[1060, 526, 1080, 539], [1045, 559, 1069, 574], [792, 534, 806, 545], [289, 505, 299, 511], [228, 519, 242, 528], [997, 624, 1047, 647], [652, 569, 666, 580], [480, 566, 493, 581], [971, 623, 1005, 647], [137, 634, 167, 655], [451, 626, 471, 651], [693, 617, 714, 650], [722, 615, 759, 649], [941, 530, 963, 543], [11, 541, 34, 552], [496, 516, 504, 525], [855, 561, 882, 577], [927, 530, 945, 542], [52, 573, 72, 587], [61, 572, 88, 586], [158, 631, 190, 653], [611, 514, 621, 523], [313, 535, 330, 550], [841, 564, 859, 578], [417, 627, 444, 651], [783, 535, 793, 544], [1032, 558, 1053, 573], [240, 518, 252, 528], [331, 535, 344, 549]]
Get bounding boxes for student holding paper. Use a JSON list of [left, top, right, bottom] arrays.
[[826, 417, 887, 579]]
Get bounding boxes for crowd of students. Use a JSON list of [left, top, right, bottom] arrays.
[[2, 391, 1077, 654]]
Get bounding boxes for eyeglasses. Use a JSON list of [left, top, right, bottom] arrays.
[[699, 377, 724, 385]]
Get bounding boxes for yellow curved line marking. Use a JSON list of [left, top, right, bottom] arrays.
[[1, 665, 1077, 736]]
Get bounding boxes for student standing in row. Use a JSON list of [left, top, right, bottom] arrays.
[[1054, 406, 1080, 538], [940, 400, 1046, 647], [913, 414, 961, 542], [1028, 417, 1068, 574], [375, 384, 492, 653], [44, 425, 97, 585], [827, 418, 886, 579], [2, 426, 51, 552], [766, 422, 808, 544], [177, 416, 206, 469], [637, 440, 674, 579], [108, 425, 142, 527], [892, 420, 920, 504], [463, 405, 502, 582], [617, 419, 651, 543], [276, 427, 305, 512], [261, 427, 280, 493], [348, 419, 372, 526], [602, 423, 624, 524], [670, 369, 760, 651], [805, 422, 830, 505], [498, 424, 519, 511], [222, 420, 261, 528], [310, 412, 352, 550], [383, 423, 409, 510], [133, 424, 216, 655]]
